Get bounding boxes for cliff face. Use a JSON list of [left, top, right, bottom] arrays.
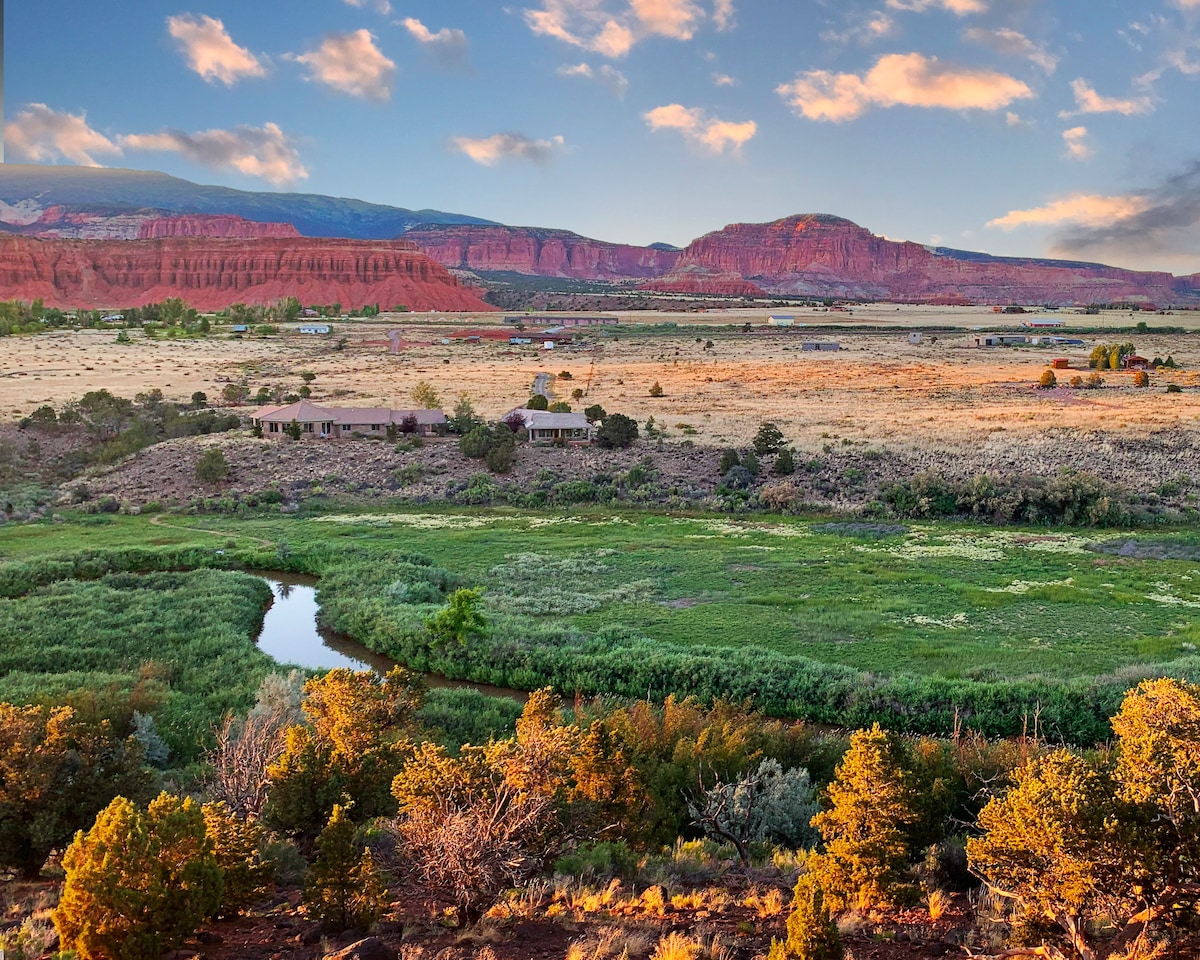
[[138, 215, 301, 240], [650, 215, 1200, 305], [0, 235, 494, 311], [407, 225, 682, 280]]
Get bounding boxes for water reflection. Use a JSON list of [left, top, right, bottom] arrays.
[[252, 572, 527, 702]]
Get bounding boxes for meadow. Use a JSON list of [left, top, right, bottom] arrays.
[[3, 507, 1200, 744]]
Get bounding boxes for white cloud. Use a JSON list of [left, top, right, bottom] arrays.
[[987, 193, 1150, 230], [821, 11, 896, 46], [6, 105, 307, 185], [963, 26, 1057, 73], [1006, 111, 1026, 126], [401, 18, 468, 65], [120, 123, 308, 186], [778, 53, 1032, 122], [644, 103, 756, 154], [1060, 78, 1154, 117], [293, 30, 395, 100], [712, 0, 735, 31], [344, 0, 393, 14], [712, 72, 737, 87], [557, 62, 629, 97], [886, 0, 986, 15], [522, 0, 709, 57], [5, 104, 121, 166], [450, 132, 567, 166], [1062, 126, 1092, 160], [166, 14, 266, 86]]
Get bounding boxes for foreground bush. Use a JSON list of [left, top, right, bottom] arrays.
[[969, 678, 1200, 959], [0, 704, 151, 877], [303, 804, 389, 931], [768, 876, 844, 960], [54, 793, 222, 960]]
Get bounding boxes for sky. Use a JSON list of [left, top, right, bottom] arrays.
[[5, 0, 1200, 274]]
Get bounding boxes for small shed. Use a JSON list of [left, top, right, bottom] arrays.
[[1122, 355, 1151, 370], [768, 315, 795, 327], [801, 341, 840, 352], [231, 325, 249, 333], [1051, 358, 1070, 370], [908, 332, 923, 345], [298, 324, 332, 335]]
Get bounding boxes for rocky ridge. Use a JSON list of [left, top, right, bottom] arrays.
[[0, 234, 494, 311]]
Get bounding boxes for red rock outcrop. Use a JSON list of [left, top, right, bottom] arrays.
[[138, 215, 301, 240], [407, 225, 681, 280], [649, 214, 1200, 305], [0, 235, 494, 311]]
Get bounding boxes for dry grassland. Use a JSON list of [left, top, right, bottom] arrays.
[[3, 305, 1199, 452]]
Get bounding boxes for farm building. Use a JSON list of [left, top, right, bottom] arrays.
[[974, 335, 1029, 347], [1030, 336, 1084, 346], [297, 324, 332, 335], [768, 315, 795, 327], [504, 315, 618, 327], [252, 400, 446, 440], [801, 342, 840, 352], [1122, 355, 1151, 370], [1022, 319, 1066, 328], [504, 408, 594, 444]]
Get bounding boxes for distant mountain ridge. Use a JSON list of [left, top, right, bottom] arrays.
[[1, 165, 1198, 306], [0, 165, 496, 240]]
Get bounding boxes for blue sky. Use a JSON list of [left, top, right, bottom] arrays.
[[6, 0, 1200, 272]]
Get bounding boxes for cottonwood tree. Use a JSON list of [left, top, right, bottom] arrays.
[[968, 678, 1200, 960]]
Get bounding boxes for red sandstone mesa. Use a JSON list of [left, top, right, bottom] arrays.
[[406, 224, 682, 280], [0, 235, 494, 311]]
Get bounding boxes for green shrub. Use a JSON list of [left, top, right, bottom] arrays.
[[303, 804, 390, 931], [768, 876, 844, 960], [196, 448, 231, 483], [54, 793, 222, 960]]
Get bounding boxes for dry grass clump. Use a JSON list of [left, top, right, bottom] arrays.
[[743, 885, 786, 918], [566, 925, 655, 960], [649, 930, 733, 960]]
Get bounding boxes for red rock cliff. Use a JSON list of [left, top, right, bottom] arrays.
[[0, 235, 495, 311], [138, 215, 301, 240], [407, 225, 681, 280], [650, 214, 1200, 305]]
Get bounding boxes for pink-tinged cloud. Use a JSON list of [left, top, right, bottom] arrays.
[[293, 30, 395, 100], [166, 14, 266, 86], [886, 0, 986, 15], [1060, 78, 1154, 117], [630, 0, 705, 40], [120, 123, 308, 186], [1061, 126, 1092, 161], [6, 104, 122, 166], [712, 0, 735, 31], [644, 103, 756, 154], [987, 193, 1150, 230], [522, 0, 709, 57], [557, 62, 629, 97], [401, 18, 469, 65], [450, 133, 567, 166], [777, 53, 1033, 122]]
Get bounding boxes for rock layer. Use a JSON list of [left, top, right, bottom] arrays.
[[138, 215, 301, 240], [407, 224, 682, 279], [0, 235, 494, 311]]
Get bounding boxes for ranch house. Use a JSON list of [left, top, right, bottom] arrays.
[[505, 408, 594, 444], [252, 400, 447, 439]]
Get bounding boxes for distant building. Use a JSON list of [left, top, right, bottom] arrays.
[[1122, 355, 1151, 370], [505, 315, 618, 327], [297, 324, 332, 335], [1023, 319, 1066, 328], [768, 315, 795, 327], [801, 341, 840, 352], [908, 332, 923, 345], [974, 335, 1030, 347], [231, 325, 249, 333]]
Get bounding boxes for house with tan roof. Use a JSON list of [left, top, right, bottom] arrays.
[[504, 408, 594, 444], [252, 400, 447, 440]]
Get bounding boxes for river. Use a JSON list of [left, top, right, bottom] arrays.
[[252, 572, 528, 702]]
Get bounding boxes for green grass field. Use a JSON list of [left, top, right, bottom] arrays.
[[3, 510, 1200, 684]]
